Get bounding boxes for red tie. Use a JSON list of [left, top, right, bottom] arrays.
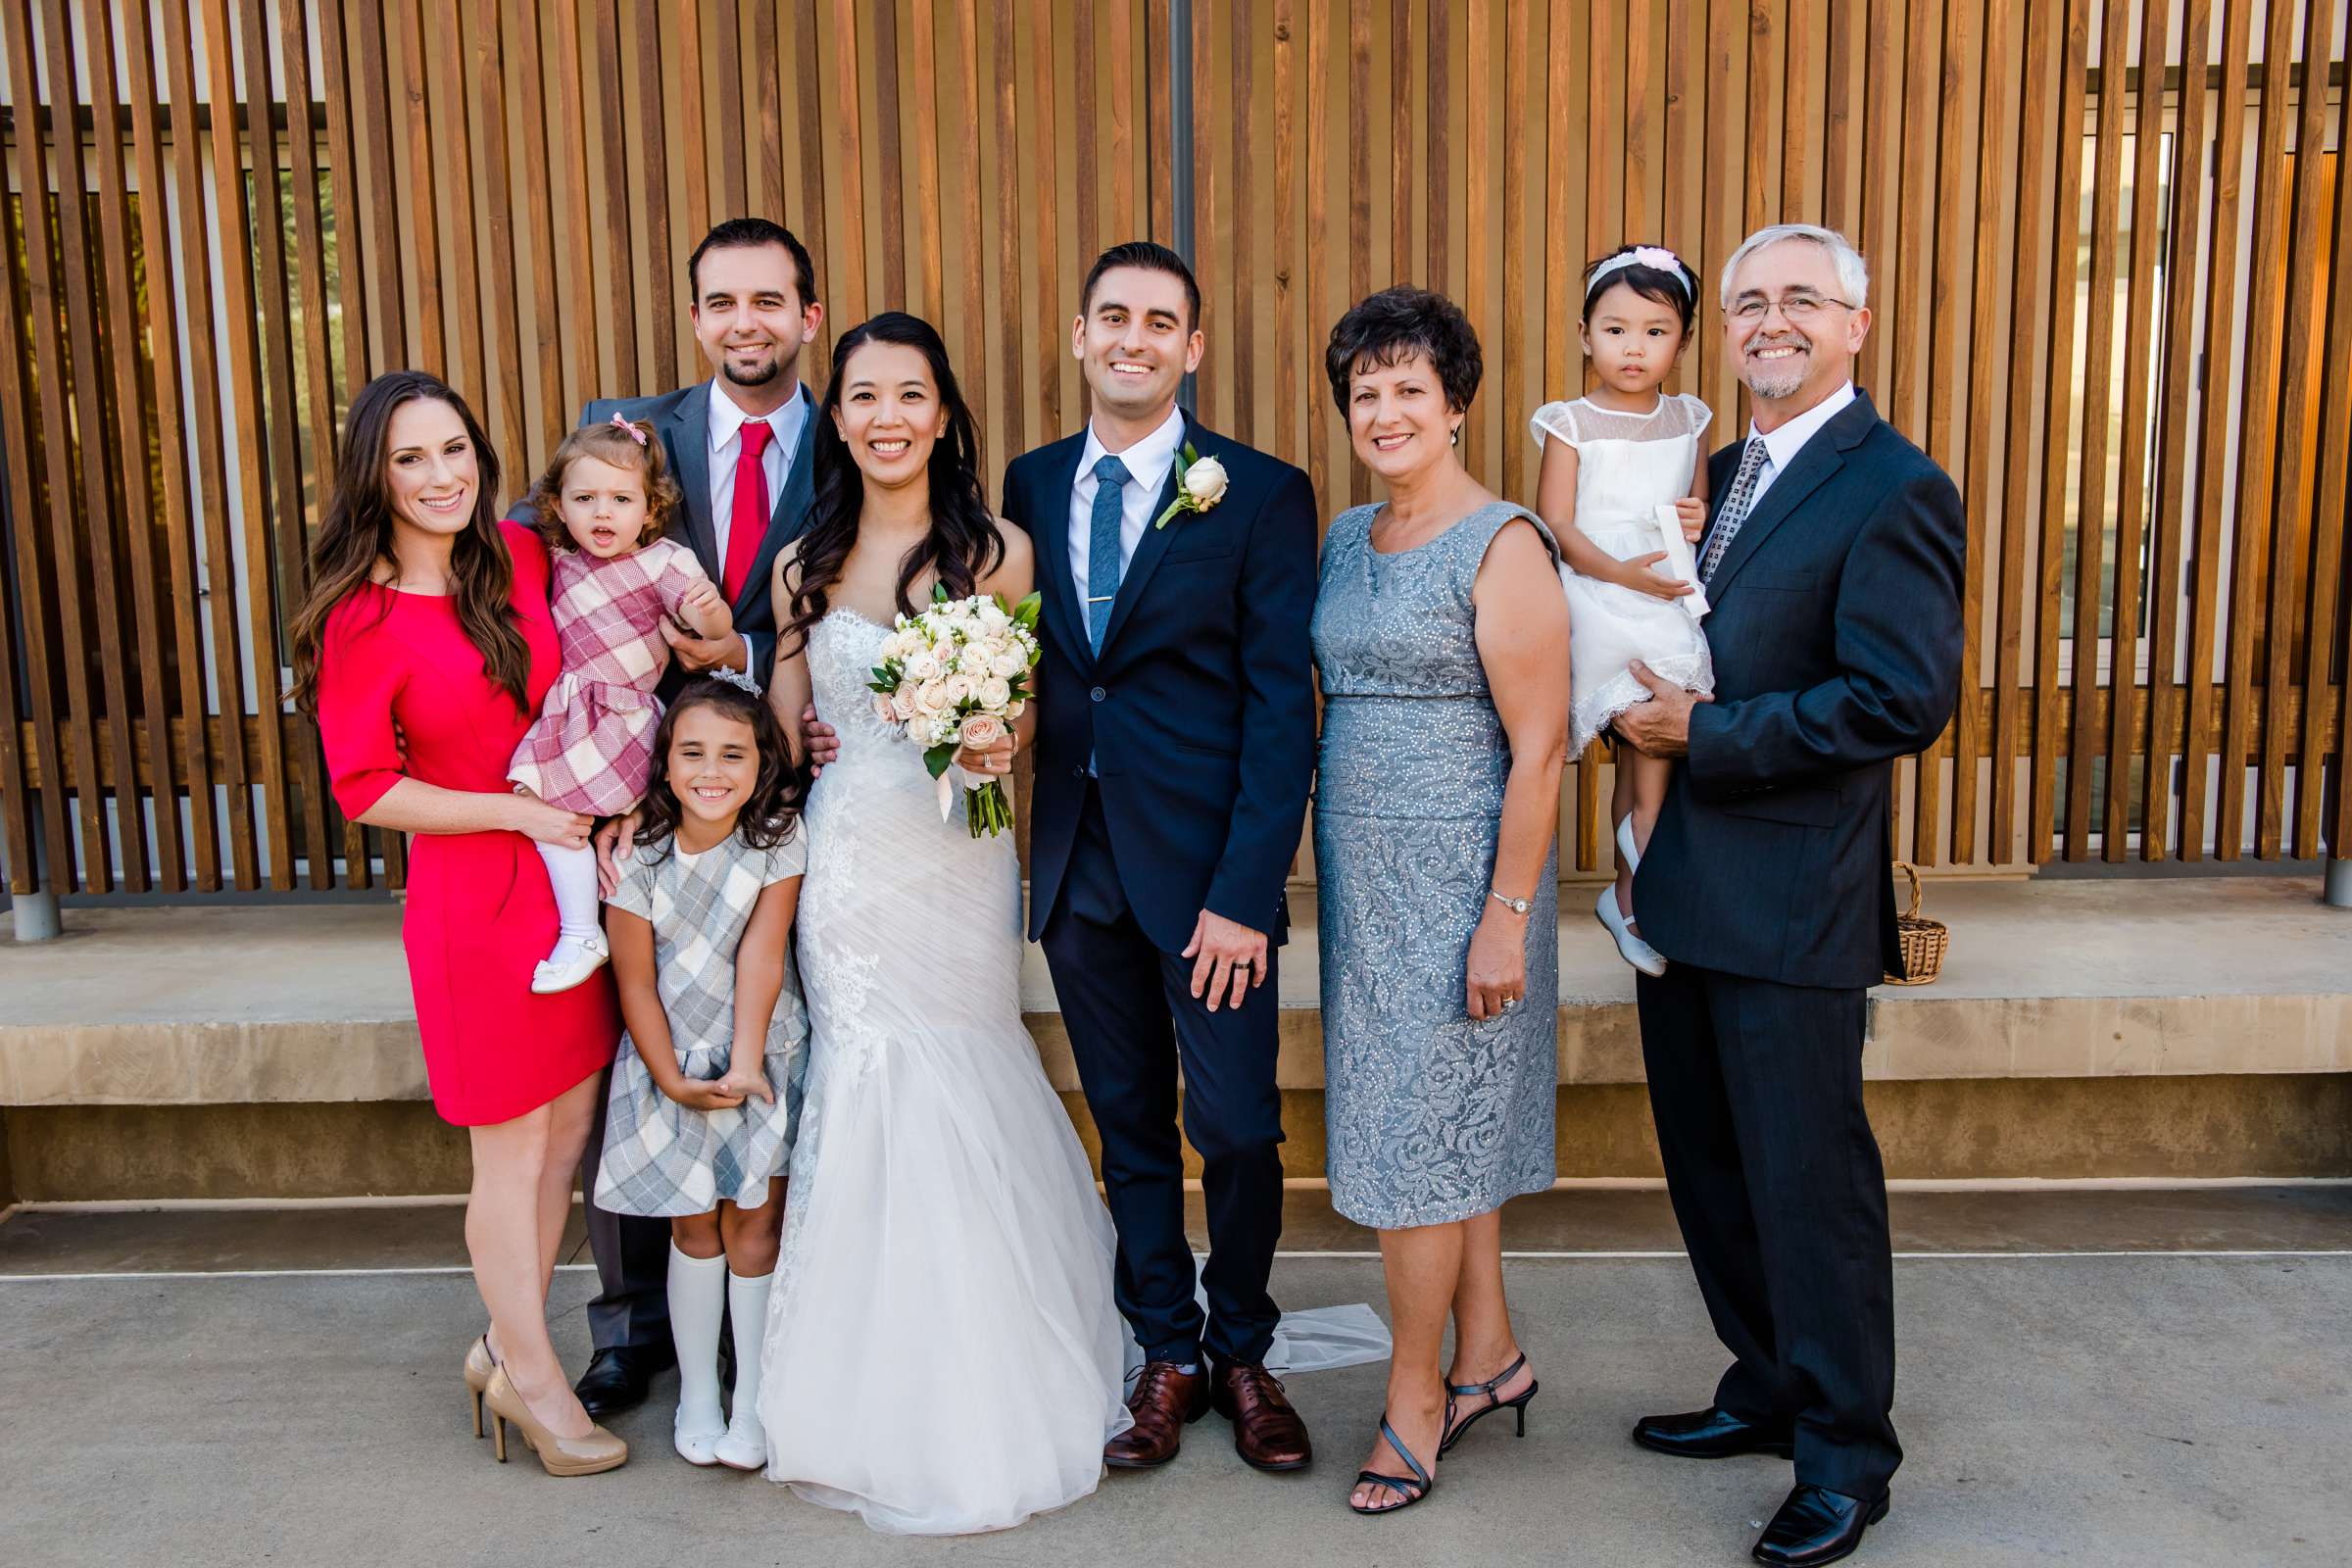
[[722, 418, 774, 602]]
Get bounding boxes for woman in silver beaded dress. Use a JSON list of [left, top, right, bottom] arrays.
[[1310, 287, 1573, 1516]]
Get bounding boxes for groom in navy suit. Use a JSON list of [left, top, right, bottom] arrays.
[[995, 242, 1318, 1473]]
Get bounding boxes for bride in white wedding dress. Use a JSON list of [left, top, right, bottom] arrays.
[[754, 315, 1129, 1535]]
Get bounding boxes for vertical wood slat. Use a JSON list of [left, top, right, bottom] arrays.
[[715, 0, 749, 220], [202, 0, 297, 887], [1107, 0, 1136, 240], [1623, 0, 1651, 241], [991, 0, 1023, 456], [1460, 0, 1488, 481], [677, 3, 710, 256], [2027, 0, 2088, 862], [1029, 0, 1061, 437], [2180, 0, 2257, 858], [1148, 0, 1173, 243], [594, 0, 637, 385], [1912, 0, 1970, 864], [1500, 0, 1529, 510], [1345, 0, 1370, 507], [2213, 0, 2299, 858], [1425, 0, 1447, 299], [2303, 10, 2352, 861], [551, 0, 600, 415], [1272, 0, 1298, 467], [951, 0, 987, 464], [910, 0, 946, 325], [430, 0, 486, 402], [2101, 0, 2171, 862], [237, 0, 334, 888], [358, 0, 407, 372], [471, 3, 527, 483], [1948, 0, 2015, 864], [1391, 0, 1413, 287], [512, 0, 568, 458], [396, 0, 445, 375], [1820, 0, 1859, 232], [0, 14, 61, 893], [18, 0, 131, 890], [1779, 0, 1811, 218], [2141, 0, 2213, 859], [1858, 0, 1898, 402], [757, 0, 785, 223], [2062, 0, 2128, 860], [635, 0, 677, 391], [274, 0, 368, 886], [1228, 0, 1255, 445], [870, 0, 905, 313], [1988, 0, 2055, 858], [1193, 0, 1220, 426], [82, 0, 181, 888], [164, 0, 261, 886], [1303, 0, 1331, 509], [2255, 0, 2335, 856], [1705, 0, 1744, 424], [120, 0, 224, 888]]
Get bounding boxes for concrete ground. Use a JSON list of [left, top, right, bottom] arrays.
[[3, 1188, 2347, 1566]]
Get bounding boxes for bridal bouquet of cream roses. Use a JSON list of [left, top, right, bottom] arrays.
[[866, 586, 1044, 838]]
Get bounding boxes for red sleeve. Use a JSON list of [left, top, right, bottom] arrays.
[[502, 517, 552, 604], [317, 597, 409, 820]]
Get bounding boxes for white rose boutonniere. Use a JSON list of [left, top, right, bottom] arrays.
[[1153, 444, 1229, 529]]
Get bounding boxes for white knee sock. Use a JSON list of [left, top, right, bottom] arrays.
[[668, 1245, 729, 1448], [713, 1269, 774, 1468], [535, 840, 602, 961]]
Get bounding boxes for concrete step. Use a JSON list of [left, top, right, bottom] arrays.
[[3, 876, 2346, 1198]]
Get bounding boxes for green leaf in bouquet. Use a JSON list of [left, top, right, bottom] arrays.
[[923, 742, 956, 779], [1012, 591, 1043, 628]]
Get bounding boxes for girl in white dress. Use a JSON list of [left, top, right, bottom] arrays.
[[1531, 245, 1715, 975]]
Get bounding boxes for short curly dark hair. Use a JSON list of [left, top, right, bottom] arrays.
[[1324, 286, 1484, 415]]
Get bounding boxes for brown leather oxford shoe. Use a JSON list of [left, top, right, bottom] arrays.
[[1104, 1360, 1210, 1469], [1211, 1359, 1312, 1472]]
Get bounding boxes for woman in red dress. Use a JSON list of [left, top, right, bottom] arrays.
[[291, 370, 628, 1476]]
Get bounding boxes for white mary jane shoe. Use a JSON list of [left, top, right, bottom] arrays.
[[674, 1410, 726, 1467], [531, 933, 610, 995], [710, 1409, 766, 1472], [1615, 814, 1643, 875], [1594, 886, 1668, 977]]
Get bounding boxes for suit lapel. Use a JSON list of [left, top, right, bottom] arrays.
[[1032, 435, 1091, 667], [664, 385, 718, 579], [1705, 392, 1877, 601], [731, 383, 816, 619], [1097, 414, 1195, 655]]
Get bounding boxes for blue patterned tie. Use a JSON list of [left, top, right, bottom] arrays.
[[1087, 453, 1130, 651], [1699, 437, 1772, 583]]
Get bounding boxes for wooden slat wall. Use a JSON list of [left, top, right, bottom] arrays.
[[0, 0, 2346, 899]]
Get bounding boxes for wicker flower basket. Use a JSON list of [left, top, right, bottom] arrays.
[[1883, 861, 1948, 986]]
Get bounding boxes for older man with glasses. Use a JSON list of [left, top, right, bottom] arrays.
[[1613, 223, 1967, 1568]]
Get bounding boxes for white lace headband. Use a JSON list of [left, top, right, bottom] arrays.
[[705, 663, 763, 699], [1588, 246, 1690, 300]]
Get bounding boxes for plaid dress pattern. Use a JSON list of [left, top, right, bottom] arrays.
[[593, 827, 810, 1216], [508, 536, 710, 815]]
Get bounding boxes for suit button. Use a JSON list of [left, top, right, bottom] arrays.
[[1071, 765, 1086, 779], [1090, 686, 1106, 702]]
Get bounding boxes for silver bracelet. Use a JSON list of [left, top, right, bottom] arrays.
[[1489, 889, 1532, 917]]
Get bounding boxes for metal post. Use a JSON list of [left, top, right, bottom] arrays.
[[2327, 856, 2351, 909], [9, 890, 60, 943]]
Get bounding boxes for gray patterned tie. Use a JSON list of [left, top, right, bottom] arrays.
[[1699, 437, 1773, 584], [1087, 453, 1131, 651]]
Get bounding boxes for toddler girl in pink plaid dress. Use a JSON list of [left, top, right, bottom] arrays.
[[510, 416, 732, 994]]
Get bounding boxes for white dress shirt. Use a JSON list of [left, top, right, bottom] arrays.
[[707, 379, 809, 564], [1066, 405, 1188, 610], [1740, 379, 1856, 510]]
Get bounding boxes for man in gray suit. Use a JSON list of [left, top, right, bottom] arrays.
[[571, 217, 824, 1415]]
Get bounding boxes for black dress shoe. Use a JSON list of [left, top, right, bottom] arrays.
[[1752, 1483, 1888, 1566], [1631, 1405, 1795, 1459], [573, 1344, 674, 1418]]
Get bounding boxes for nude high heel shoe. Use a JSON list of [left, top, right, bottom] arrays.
[[464, 1336, 497, 1439], [483, 1366, 630, 1476]]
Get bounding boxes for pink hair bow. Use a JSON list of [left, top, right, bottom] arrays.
[[609, 413, 649, 447]]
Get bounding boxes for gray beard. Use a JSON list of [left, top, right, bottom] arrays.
[[1746, 362, 1808, 401]]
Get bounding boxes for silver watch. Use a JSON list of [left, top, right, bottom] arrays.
[[1488, 889, 1532, 917]]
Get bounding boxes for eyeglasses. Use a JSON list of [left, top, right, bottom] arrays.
[[1728, 292, 1858, 325]]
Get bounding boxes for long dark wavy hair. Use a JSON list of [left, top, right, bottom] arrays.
[[630, 677, 807, 863], [783, 312, 1003, 653], [288, 370, 530, 714]]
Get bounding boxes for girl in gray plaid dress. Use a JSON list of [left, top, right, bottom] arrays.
[[592, 676, 808, 1471]]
